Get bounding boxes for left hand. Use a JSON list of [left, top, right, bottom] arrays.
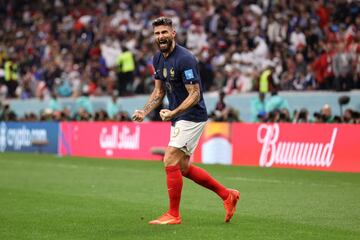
[[160, 109, 174, 121]]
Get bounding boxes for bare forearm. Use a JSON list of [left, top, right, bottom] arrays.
[[172, 90, 200, 117], [143, 91, 164, 115]]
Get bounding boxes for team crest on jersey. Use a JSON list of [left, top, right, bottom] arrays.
[[170, 67, 175, 80], [163, 68, 167, 78]]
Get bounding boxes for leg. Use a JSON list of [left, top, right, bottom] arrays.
[[117, 72, 126, 96], [6, 80, 18, 98], [162, 146, 239, 223], [163, 146, 184, 218], [176, 120, 240, 222], [182, 163, 240, 222], [182, 162, 229, 200], [150, 120, 240, 224], [334, 76, 341, 91], [149, 146, 183, 225]]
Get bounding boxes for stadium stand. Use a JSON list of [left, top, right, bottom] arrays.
[[0, 0, 359, 123]]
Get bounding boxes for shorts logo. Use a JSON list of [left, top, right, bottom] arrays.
[[184, 69, 194, 80], [172, 127, 180, 138]]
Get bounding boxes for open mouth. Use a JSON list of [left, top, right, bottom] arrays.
[[158, 40, 168, 48]]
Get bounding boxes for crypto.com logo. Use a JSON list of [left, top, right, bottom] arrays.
[[0, 122, 7, 152]]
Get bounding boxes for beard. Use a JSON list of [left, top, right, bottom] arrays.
[[156, 38, 173, 53]]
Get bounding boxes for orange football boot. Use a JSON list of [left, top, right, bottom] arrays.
[[223, 189, 240, 222], [149, 212, 182, 225]]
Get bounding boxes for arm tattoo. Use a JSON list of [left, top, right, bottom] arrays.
[[189, 89, 200, 106], [142, 80, 165, 115], [143, 95, 161, 113]]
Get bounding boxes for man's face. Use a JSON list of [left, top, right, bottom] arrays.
[[153, 25, 175, 53]]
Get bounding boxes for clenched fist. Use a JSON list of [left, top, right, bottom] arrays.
[[160, 109, 174, 121], [132, 110, 145, 122]]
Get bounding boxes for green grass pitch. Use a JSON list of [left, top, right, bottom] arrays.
[[0, 152, 359, 240]]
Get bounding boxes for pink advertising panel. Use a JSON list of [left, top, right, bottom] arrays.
[[59, 122, 171, 160], [59, 122, 360, 172], [194, 123, 360, 172], [230, 123, 360, 172]]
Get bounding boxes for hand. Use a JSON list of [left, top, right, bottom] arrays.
[[132, 110, 145, 122], [160, 109, 174, 121]]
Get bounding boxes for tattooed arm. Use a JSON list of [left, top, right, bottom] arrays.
[[143, 80, 166, 115], [132, 79, 165, 122], [159, 83, 200, 121]]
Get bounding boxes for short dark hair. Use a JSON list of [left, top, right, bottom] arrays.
[[152, 17, 173, 28]]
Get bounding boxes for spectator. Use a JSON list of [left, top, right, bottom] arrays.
[[0, 0, 358, 101], [73, 108, 92, 121], [106, 94, 120, 119], [250, 92, 267, 122], [0, 103, 17, 121], [198, 52, 215, 92], [48, 93, 62, 112], [332, 42, 353, 91], [265, 90, 289, 113], [313, 112, 326, 123], [223, 65, 242, 94], [186, 24, 208, 55], [116, 46, 135, 96], [320, 104, 335, 123], [290, 27, 307, 53], [94, 110, 109, 121], [114, 111, 131, 121], [311, 42, 334, 90], [3, 55, 19, 98], [293, 108, 310, 123], [342, 108, 354, 123], [75, 92, 93, 115], [258, 66, 275, 94], [209, 91, 240, 122]]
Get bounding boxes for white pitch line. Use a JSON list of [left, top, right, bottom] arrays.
[[226, 176, 350, 187]]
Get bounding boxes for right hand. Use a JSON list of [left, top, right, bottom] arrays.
[[132, 110, 145, 122]]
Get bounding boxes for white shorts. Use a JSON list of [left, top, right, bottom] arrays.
[[168, 120, 206, 156]]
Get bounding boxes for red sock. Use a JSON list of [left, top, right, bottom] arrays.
[[165, 165, 183, 217], [183, 165, 229, 200]]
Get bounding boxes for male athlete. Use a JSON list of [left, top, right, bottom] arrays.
[[132, 17, 240, 225]]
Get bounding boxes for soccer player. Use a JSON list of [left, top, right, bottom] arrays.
[[132, 17, 240, 225]]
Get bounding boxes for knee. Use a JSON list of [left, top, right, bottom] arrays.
[[163, 147, 190, 172], [163, 158, 177, 167], [163, 157, 189, 174], [163, 147, 181, 167]]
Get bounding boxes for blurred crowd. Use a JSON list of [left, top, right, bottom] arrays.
[[1, 90, 359, 124], [209, 90, 360, 123], [0, 0, 359, 99], [0, 93, 133, 122], [0, 0, 359, 123]]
